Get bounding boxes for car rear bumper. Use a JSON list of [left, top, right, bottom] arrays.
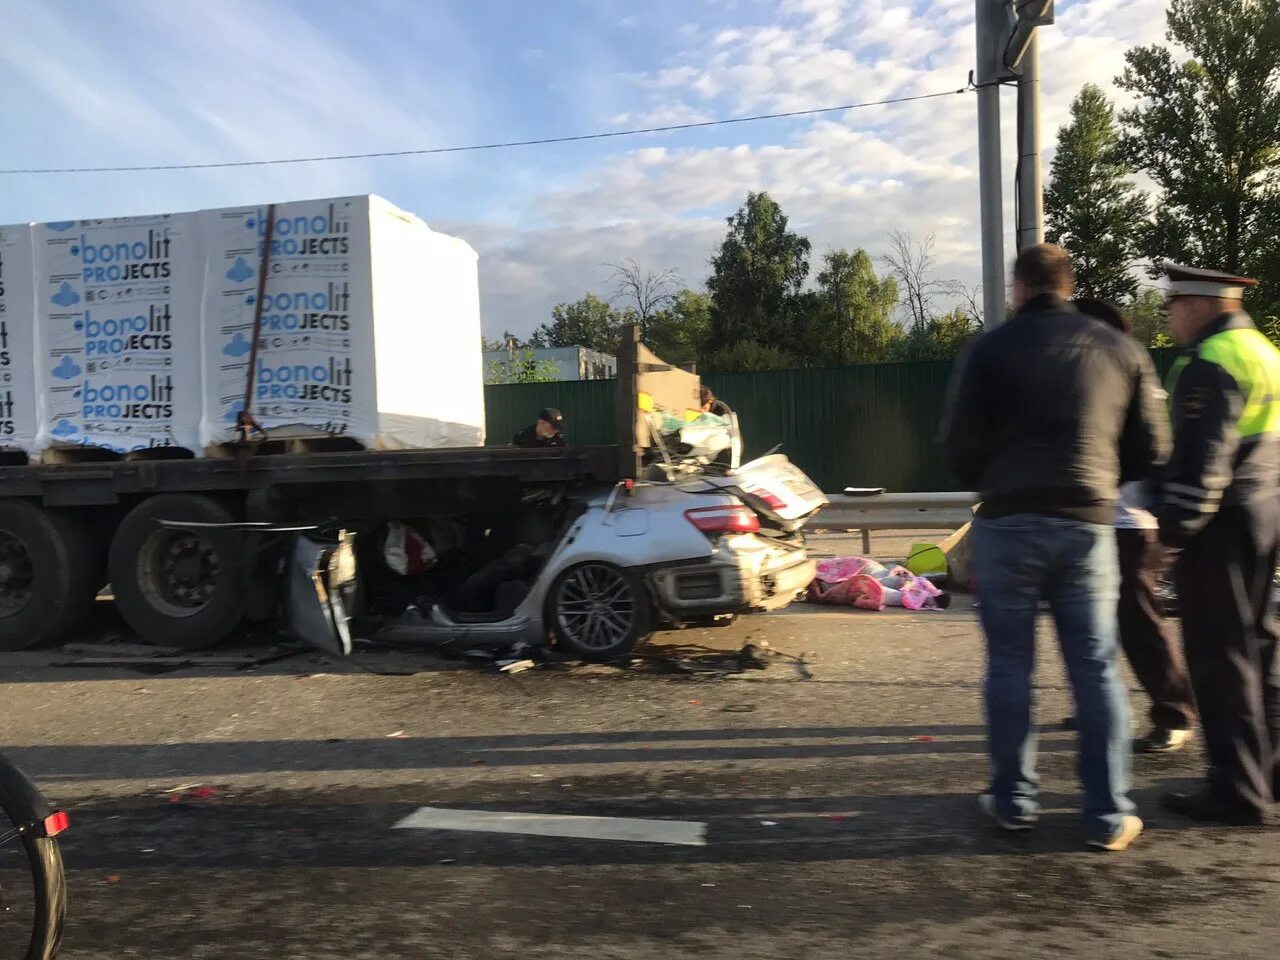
[[647, 533, 816, 618]]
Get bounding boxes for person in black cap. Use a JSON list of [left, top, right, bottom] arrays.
[[512, 408, 566, 448], [1073, 297, 1196, 754], [1155, 262, 1280, 825]]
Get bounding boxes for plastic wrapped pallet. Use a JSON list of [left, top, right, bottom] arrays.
[[0, 224, 38, 458], [32, 213, 203, 457], [199, 194, 484, 451]]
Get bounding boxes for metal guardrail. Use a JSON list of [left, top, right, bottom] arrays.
[[811, 492, 978, 553]]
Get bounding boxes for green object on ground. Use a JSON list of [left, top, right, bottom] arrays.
[[905, 543, 947, 576]]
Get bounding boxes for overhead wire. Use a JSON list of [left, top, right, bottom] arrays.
[[0, 87, 970, 176]]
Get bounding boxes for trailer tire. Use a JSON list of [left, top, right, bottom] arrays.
[[109, 495, 246, 650], [0, 502, 98, 651]]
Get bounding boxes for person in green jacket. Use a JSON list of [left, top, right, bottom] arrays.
[[1156, 262, 1280, 826]]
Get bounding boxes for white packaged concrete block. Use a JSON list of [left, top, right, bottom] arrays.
[[0, 224, 38, 456], [33, 214, 202, 456], [199, 194, 484, 450]]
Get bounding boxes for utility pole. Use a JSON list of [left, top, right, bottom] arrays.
[[973, 0, 1054, 327], [1007, 2, 1052, 253], [974, 0, 1007, 329]]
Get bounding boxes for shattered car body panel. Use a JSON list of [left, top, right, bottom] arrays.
[[283, 531, 359, 656]]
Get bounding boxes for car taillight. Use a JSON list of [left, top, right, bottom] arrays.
[[743, 486, 787, 511], [685, 505, 760, 534], [42, 811, 69, 837]]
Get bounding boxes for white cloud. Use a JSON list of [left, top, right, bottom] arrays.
[[0, 0, 1174, 338], [0, 0, 473, 214], [464, 0, 1170, 337]]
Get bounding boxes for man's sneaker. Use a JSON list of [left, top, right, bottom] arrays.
[[978, 793, 1037, 832], [1140, 727, 1192, 754], [1086, 815, 1144, 852]]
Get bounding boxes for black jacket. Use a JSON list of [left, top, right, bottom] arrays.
[[512, 424, 566, 448], [940, 294, 1171, 524]]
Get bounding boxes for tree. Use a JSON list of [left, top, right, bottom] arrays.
[[701, 340, 797, 373], [485, 348, 562, 384], [1045, 84, 1150, 302], [1127, 287, 1175, 347], [807, 248, 899, 365], [645, 289, 712, 364], [608, 259, 681, 332], [706, 191, 811, 351], [1117, 0, 1280, 314], [528, 294, 629, 353], [880, 230, 959, 332], [887, 310, 979, 362]]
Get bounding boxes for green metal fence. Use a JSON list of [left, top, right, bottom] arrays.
[[484, 348, 1181, 493]]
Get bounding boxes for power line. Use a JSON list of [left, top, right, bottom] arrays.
[[0, 88, 968, 176]]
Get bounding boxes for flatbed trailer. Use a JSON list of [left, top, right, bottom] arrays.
[[0, 330, 659, 653]]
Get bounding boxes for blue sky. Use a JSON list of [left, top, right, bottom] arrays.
[[0, 0, 1168, 336]]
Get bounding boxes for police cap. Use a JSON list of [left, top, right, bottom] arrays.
[[1161, 261, 1258, 301]]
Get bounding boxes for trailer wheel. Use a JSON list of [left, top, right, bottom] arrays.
[[0, 502, 98, 651], [109, 495, 246, 650], [547, 562, 652, 661]]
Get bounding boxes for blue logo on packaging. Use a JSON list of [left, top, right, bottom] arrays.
[[50, 419, 79, 438], [223, 333, 252, 358], [226, 257, 254, 283], [51, 356, 82, 380], [51, 282, 80, 307], [45, 221, 76, 232]]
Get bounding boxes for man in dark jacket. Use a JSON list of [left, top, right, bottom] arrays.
[[512, 408, 566, 448], [1156, 263, 1280, 825], [940, 244, 1170, 851]]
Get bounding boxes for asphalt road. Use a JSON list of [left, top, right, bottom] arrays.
[[3, 581, 1279, 958]]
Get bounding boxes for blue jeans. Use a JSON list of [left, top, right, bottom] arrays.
[[972, 514, 1135, 839]]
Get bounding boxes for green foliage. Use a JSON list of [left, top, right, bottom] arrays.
[[529, 294, 631, 354], [1261, 315, 1280, 349], [1045, 84, 1150, 302], [706, 191, 811, 351], [528, 194, 968, 374], [887, 310, 979, 362], [1127, 288, 1174, 347], [700, 340, 798, 373], [645, 289, 712, 364], [485, 348, 562, 385], [1116, 0, 1280, 313], [805, 249, 899, 366]]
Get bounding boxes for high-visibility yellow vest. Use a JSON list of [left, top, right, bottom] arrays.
[[1165, 327, 1280, 438]]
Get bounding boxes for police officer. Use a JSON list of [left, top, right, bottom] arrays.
[[1156, 262, 1280, 825]]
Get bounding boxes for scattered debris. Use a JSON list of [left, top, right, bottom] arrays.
[[60, 640, 182, 658], [163, 784, 223, 806], [386, 730, 407, 738], [498, 658, 536, 675], [54, 644, 306, 674]]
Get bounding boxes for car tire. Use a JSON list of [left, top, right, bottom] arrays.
[[0, 502, 99, 651], [547, 561, 652, 661], [109, 495, 246, 650]]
